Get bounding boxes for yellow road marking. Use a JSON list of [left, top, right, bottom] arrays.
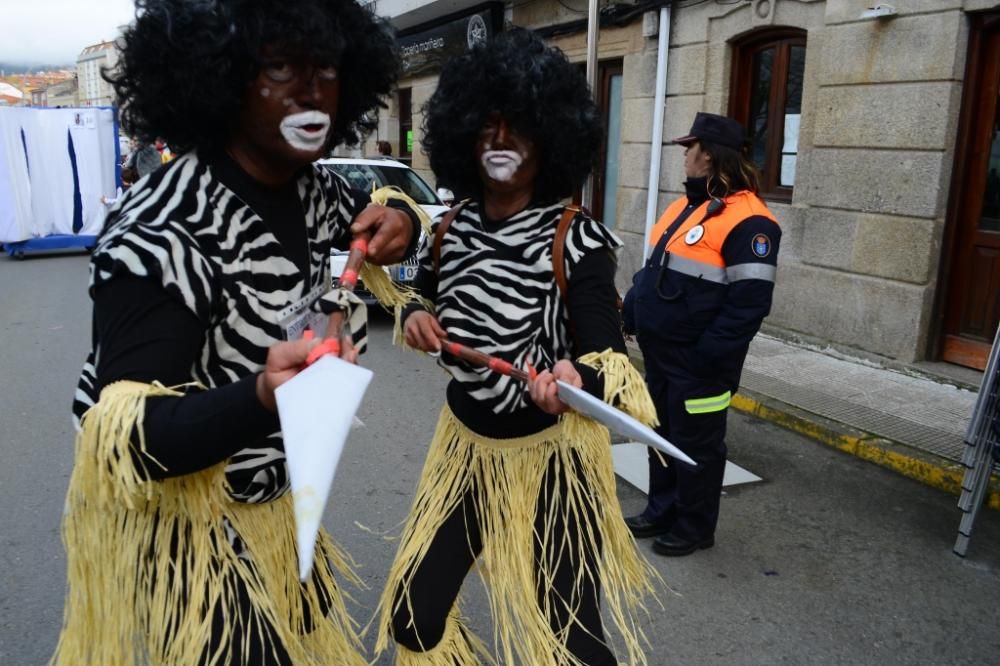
[[730, 393, 1000, 511]]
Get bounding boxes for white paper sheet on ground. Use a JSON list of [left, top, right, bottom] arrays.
[[275, 354, 373, 581], [612, 442, 762, 494], [555, 380, 696, 466]]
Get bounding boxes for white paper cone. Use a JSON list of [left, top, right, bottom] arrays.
[[275, 354, 374, 581], [556, 380, 696, 466]]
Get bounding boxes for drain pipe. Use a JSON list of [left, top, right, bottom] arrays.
[[642, 5, 672, 259], [581, 0, 600, 210]]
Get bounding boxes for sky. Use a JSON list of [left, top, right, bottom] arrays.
[[1, 0, 136, 66]]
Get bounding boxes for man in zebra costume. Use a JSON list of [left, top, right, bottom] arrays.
[[374, 28, 662, 666], [50, 1, 421, 664]]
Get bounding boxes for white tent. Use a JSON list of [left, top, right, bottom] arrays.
[[0, 106, 119, 248]]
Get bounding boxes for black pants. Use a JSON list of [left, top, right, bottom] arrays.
[[148, 516, 336, 665], [202, 579, 294, 666], [639, 342, 743, 541], [390, 456, 616, 665]]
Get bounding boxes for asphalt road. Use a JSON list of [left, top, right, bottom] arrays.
[[1, 252, 999, 665]]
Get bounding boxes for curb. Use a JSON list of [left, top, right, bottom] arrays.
[[730, 389, 1000, 511], [624, 344, 1000, 510]]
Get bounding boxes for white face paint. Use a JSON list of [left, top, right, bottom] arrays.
[[279, 110, 331, 153], [481, 149, 524, 182], [259, 87, 271, 97]]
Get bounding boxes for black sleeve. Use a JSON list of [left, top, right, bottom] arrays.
[[566, 249, 627, 399], [94, 277, 279, 480], [695, 215, 781, 360]]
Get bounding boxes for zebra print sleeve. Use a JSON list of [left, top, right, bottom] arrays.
[[560, 214, 625, 286], [90, 214, 217, 324], [319, 167, 372, 249]]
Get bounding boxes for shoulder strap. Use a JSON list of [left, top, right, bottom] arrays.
[[433, 200, 467, 274], [552, 205, 581, 302]]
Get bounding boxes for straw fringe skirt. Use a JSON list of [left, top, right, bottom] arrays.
[[375, 351, 662, 665], [50, 381, 366, 666]]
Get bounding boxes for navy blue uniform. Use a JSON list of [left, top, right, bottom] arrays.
[[623, 177, 781, 542]]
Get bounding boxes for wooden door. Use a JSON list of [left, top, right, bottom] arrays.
[[591, 60, 623, 225], [941, 14, 1000, 370], [573, 59, 623, 223]]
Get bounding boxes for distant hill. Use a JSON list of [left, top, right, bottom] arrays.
[[0, 62, 74, 75]]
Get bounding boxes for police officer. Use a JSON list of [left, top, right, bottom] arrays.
[[622, 112, 781, 556]]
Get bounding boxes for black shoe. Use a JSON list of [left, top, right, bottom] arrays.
[[651, 532, 715, 557], [624, 514, 673, 539]]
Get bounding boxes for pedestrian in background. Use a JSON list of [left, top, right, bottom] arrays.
[[155, 137, 175, 163], [122, 136, 160, 179], [376, 139, 392, 156], [622, 112, 781, 557], [50, 0, 419, 664]]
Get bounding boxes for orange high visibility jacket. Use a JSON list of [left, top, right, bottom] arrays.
[[629, 189, 781, 357]]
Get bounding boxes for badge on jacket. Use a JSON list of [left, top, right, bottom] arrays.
[[752, 233, 771, 258], [685, 225, 705, 245]]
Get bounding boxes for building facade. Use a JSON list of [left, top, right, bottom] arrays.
[[77, 41, 118, 107], [46, 77, 80, 108], [27, 75, 78, 108], [373, 0, 1000, 371]]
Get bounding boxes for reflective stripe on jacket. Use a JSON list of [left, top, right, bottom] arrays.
[[634, 189, 781, 356]]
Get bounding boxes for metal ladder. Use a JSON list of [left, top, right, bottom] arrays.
[[954, 324, 1000, 557]]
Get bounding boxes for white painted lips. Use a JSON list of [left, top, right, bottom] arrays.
[[481, 150, 523, 182], [280, 111, 331, 152]]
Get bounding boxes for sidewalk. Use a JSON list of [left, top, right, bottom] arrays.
[[730, 334, 1000, 509]]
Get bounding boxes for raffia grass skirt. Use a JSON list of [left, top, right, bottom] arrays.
[[49, 381, 366, 666], [374, 403, 660, 665]]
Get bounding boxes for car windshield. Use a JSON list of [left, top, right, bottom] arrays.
[[324, 163, 440, 205]]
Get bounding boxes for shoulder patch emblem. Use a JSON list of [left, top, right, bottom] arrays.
[[752, 233, 771, 258], [685, 225, 705, 245]]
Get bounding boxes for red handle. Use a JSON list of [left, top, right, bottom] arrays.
[[302, 231, 372, 365], [440, 336, 534, 383], [305, 338, 341, 366], [337, 234, 371, 291]]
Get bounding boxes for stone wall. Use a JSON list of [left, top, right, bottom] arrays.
[[624, 0, 983, 363], [367, 0, 996, 365]]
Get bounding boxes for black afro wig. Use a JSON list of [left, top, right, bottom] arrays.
[[106, 0, 399, 154], [422, 27, 603, 204]]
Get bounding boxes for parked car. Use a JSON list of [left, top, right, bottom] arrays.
[[318, 157, 448, 302]]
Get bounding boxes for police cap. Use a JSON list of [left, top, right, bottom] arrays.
[[673, 112, 746, 151]]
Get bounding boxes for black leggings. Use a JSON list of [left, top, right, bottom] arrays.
[[390, 458, 616, 666]]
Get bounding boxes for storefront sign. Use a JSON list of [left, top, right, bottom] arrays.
[[398, 4, 501, 77]]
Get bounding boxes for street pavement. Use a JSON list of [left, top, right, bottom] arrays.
[[1, 252, 999, 665]]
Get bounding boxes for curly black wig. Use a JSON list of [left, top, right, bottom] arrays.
[[105, 0, 399, 154], [422, 28, 603, 203]]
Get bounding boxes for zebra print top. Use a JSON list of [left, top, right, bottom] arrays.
[[422, 201, 623, 415], [72, 151, 367, 504]]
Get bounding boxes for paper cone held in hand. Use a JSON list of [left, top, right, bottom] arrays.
[[275, 354, 373, 581], [556, 380, 696, 466]]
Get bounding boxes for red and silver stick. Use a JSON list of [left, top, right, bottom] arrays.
[[438, 337, 537, 383], [306, 234, 370, 365]]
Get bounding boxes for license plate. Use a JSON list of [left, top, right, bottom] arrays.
[[397, 265, 418, 282]]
